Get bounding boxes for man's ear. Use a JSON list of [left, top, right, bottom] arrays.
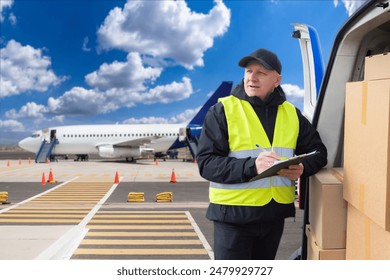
[[275, 74, 282, 87]]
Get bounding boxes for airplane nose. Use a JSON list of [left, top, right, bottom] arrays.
[[18, 138, 29, 151]]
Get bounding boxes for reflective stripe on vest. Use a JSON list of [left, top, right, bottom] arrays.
[[209, 96, 299, 206]]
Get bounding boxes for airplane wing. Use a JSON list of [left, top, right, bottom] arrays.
[[96, 136, 161, 148]]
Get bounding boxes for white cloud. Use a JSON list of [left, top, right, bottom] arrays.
[[142, 77, 193, 104], [47, 87, 114, 116], [10, 74, 194, 120], [0, 40, 65, 98], [8, 12, 16, 25], [85, 52, 162, 91], [97, 0, 230, 69], [281, 83, 304, 108], [5, 102, 48, 119], [0, 0, 13, 22], [334, 0, 367, 16], [50, 115, 65, 123], [169, 107, 201, 123], [282, 83, 304, 99], [0, 119, 24, 132], [123, 106, 201, 125], [123, 117, 169, 124], [82, 36, 91, 52]]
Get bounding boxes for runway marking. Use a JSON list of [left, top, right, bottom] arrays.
[[71, 211, 210, 260], [80, 239, 202, 245], [0, 179, 115, 225], [73, 249, 207, 255], [86, 232, 197, 237], [86, 225, 194, 230], [88, 219, 191, 224]]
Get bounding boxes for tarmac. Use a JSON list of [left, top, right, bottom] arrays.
[[0, 152, 304, 260]]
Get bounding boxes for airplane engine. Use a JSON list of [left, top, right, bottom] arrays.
[[179, 124, 202, 142], [98, 146, 141, 158]]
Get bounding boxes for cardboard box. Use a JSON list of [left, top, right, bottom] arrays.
[[306, 225, 346, 260], [365, 52, 390, 81], [346, 204, 390, 259], [309, 168, 347, 249], [343, 79, 390, 231]]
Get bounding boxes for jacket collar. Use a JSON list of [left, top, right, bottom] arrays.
[[231, 79, 286, 107]]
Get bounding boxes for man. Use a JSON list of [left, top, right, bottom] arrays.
[[196, 48, 327, 260]]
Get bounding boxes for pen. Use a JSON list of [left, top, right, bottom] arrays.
[[255, 144, 267, 152]]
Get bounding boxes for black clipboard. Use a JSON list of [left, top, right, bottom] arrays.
[[249, 150, 320, 181]]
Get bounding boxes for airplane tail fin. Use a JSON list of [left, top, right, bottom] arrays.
[[188, 81, 233, 126], [169, 81, 232, 155]]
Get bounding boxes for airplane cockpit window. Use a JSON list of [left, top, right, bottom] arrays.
[[31, 133, 40, 138]]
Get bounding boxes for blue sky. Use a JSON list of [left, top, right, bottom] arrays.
[[0, 0, 366, 146]]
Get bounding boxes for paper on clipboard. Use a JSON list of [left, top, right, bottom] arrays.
[[249, 150, 320, 181]]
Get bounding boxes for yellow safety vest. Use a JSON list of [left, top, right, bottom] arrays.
[[209, 95, 299, 206]]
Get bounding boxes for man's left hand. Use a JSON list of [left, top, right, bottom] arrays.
[[278, 163, 304, 181]]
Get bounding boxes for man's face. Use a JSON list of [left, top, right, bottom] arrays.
[[244, 60, 281, 100]]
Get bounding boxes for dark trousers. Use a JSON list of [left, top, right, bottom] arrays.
[[213, 219, 285, 260]]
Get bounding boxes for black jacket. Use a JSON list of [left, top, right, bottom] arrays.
[[196, 81, 327, 224]]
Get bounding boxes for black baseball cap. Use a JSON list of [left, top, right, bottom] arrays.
[[238, 48, 282, 74]]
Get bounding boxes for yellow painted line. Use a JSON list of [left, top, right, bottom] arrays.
[[38, 194, 104, 197], [50, 188, 109, 190], [86, 232, 197, 237], [31, 198, 101, 201], [92, 214, 187, 218], [0, 218, 81, 223], [54, 188, 110, 190], [87, 225, 193, 230], [80, 239, 202, 245], [0, 214, 86, 218], [50, 186, 110, 188], [35, 196, 104, 199], [28, 201, 101, 204], [97, 211, 185, 214], [88, 219, 191, 224], [73, 248, 207, 255], [7, 209, 90, 213]]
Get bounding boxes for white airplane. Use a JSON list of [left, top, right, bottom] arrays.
[[18, 81, 232, 162]]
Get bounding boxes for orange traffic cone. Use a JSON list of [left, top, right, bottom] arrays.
[[114, 171, 119, 184], [6, 161, 10, 167], [170, 168, 177, 183], [46, 157, 50, 164], [155, 159, 158, 165], [48, 168, 54, 183], [19, 159, 22, 165], [41, 172, 46, 186]]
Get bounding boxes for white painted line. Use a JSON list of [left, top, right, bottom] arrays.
[[185, 211, 214, 260], [34, 225, 89, 260], [78, 178, 122, 227], [34, 177, 122, 260]]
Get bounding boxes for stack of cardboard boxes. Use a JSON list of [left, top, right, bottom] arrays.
[[306, 168, 347, 259], [343, 53, 390, 259], [306, 52, 390, 260]]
